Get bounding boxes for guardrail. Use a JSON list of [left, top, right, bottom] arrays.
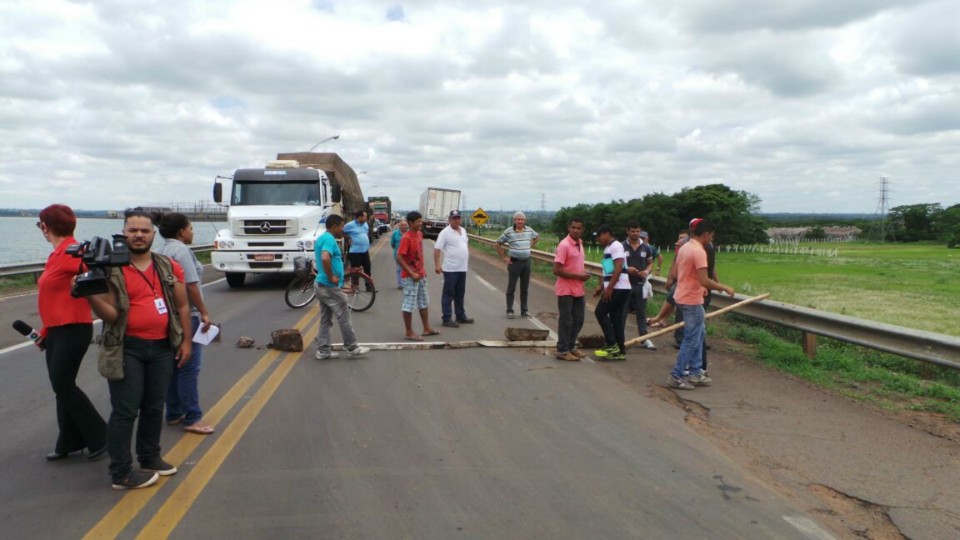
[[469, 234, 960, 370], [0, 244, 216, 280]]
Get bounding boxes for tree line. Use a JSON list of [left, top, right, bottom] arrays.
[[887, 204, 960, 247], [549, 184, 768, 246]]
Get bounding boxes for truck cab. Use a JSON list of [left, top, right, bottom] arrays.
[[211, 161, 340, 287]]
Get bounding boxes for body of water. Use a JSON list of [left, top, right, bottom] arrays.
[[0, 217, 227, 266]]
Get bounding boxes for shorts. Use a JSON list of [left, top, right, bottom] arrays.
[[401, 277, 429, 312]]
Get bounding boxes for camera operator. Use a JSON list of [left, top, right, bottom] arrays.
[[83, 209, 191, 490], [35, 204, 107, 462]]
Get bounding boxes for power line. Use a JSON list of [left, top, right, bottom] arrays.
[[869, 177, 892, 242]]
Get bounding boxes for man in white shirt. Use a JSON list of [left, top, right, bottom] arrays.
[[593, 225, 632, 361], [434, 210, 474, 328]]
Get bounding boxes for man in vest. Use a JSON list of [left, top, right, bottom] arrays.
[[84, 209, 192, 489]]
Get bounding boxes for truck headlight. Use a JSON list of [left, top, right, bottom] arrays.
[[218, 241, 235, 249]]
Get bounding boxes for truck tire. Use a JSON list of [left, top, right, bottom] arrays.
[[225, 272, 246, 288]]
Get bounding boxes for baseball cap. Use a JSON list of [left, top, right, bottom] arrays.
[[449, 210, 461, 218], [639, 231, 649, 239], [689, 218, 703, 231]]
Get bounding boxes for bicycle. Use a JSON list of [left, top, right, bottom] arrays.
[[285, 257, 376, 312]]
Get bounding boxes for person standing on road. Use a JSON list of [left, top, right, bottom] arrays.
[[496, 211, 539, 319], [592, 225, 631, 361], [343, 210, 371, 290], [35, 204, 107, 462], [83, 209, 191, 490], [668, 219, 734, 390], [313, 214, 370, 360], [622, 224, 657, 350], [647, 229, 689, 328], [156, 212, 215, 435], [397, 211, 438, 341], [434, 210, 474, 328], [553, 217, 591, 361], [390, 219, 409, 289]]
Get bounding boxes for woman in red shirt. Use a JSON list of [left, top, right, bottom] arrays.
[[36, 204, 107, 461]]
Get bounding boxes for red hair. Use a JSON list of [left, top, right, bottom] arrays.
[[38, 204, 77, 237]]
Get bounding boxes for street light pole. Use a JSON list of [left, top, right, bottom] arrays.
[[308, 135, 340, 152]]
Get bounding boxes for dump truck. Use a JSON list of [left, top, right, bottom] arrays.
[[211, 152, 364, 288], [418, 187, 461, 239], [368, 196, 391, 224]]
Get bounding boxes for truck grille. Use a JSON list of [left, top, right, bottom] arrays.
[[238, 219, 292, 236]]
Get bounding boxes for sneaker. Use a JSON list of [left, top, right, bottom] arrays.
[[641, 339, 657, 350], [668, 376, 696, 390], [593, 345, 618, 358], [315, 350, 340, 360], [112, 471, 159, 490], [506, 311, 515, 319], [688, 373, 712, 386], [347, 345, 370, 358], [521, 311, 530, 318], [140, 457, 177, 476], [555, 351, 579, 361], [456, 317, 475, 324], [571, 349, 588, 359], [606, 351, 627, 361], [442, 320, 460, 328]]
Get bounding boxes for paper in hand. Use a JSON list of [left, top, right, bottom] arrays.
[[193, 323, 220, 345]]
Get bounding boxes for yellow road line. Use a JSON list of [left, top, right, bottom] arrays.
[[138, 320, 320, 539], [83, 306, 319, 539]]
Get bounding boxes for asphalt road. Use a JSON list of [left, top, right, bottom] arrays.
[[0, 236, 832, 539]]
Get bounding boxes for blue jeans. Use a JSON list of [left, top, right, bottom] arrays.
[[671, 304, 706, 379], [166, 315, 203, 426], [441, 271, 468, 321], [108, 336, 174, 482]]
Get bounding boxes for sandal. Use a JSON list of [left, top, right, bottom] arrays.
[[422, 329, 440, 337], [404, 335, 424, 341], [183, 423, 215, 435]]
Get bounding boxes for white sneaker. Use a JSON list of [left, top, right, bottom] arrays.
[[347, 346, 370, 358], [641, 339, 657, 350], [315, 351, 340, 360]]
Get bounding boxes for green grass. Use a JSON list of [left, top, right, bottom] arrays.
[[0, 274, 38, 294]]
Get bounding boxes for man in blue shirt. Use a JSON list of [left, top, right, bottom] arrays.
[[342, 210, 371, 290], [314, 214, 369, 360], [390, 219, 409, 289]]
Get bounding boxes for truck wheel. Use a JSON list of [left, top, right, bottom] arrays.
[[225, 272, 246, 288]]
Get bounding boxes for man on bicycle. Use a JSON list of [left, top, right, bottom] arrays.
[[314, 214, 370, 360]]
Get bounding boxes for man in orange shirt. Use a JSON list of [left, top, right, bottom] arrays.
[[668, 219, 734, 390]]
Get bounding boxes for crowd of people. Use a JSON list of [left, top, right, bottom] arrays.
[[31, 203, 732, 490]]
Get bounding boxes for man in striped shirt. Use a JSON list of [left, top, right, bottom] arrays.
[[496, 211, 540, 319]]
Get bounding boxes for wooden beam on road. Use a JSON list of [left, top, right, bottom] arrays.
[[624, 293, 771, 349]]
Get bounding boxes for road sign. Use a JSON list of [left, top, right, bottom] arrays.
[[471, 208, 489, 227]]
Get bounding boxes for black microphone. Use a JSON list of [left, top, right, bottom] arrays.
[[12, 320, 41, 343]]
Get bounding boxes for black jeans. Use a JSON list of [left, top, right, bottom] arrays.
[[595, 289, 630, 353], [557, 295, 585, 354], [45, 324, 106, 454], [625, 286, 649, 339], [505, 258, 531, 313], [107, 336, 174, 482], [347, 252, 371, 288], [441, 271, 468, 321]]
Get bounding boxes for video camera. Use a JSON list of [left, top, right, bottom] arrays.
[[66, 235, 131, 297]]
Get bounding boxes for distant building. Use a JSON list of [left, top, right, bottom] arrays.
[[766, 226, 861, 242]]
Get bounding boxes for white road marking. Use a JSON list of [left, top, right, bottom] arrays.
[[782, 516, 836, 540], [474, 275, 498, 291]]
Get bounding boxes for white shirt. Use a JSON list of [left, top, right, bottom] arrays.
[[434, 226, 469, 272], [602, 241, 632, 290]]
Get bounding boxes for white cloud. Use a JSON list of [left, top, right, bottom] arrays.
[[0, 0, 956, 214]]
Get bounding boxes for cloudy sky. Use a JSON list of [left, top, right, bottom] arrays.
[[1, 0, 957, 214]]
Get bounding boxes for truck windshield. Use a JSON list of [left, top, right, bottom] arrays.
[[231, 181, 322, 206]]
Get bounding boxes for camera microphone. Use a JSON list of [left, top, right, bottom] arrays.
[[12, 320, 41, 343]]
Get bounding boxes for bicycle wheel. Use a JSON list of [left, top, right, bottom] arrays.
[[345, 273, 376, 312], [285, 275, 316, 309]]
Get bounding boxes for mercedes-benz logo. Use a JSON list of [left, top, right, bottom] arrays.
[[259, 221, 272, 233]]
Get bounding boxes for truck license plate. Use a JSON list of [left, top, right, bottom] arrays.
[[253, 254, 274, 262]]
